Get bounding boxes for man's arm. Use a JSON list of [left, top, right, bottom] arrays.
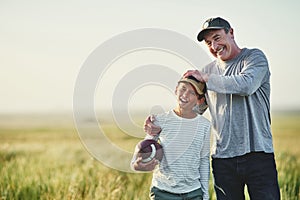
[[144, 115, 161, 136], [185, 49, 269, 96]]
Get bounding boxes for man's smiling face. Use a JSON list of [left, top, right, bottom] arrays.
[[203, 28, 236, 61]]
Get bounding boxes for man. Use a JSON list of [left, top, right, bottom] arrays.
[[145, 17, 281, 200]]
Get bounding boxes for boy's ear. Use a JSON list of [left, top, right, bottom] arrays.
[[175, 85, 178, 95], [197, 96, 205, 105]]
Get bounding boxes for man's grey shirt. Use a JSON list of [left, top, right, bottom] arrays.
[[202, 48, 274, 158]]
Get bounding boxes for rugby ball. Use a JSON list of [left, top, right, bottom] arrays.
[[137, 139, 163, 163]]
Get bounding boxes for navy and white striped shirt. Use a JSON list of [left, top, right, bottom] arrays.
[[150, 110, 211, 199]]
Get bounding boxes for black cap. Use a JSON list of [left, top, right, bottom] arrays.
[[197, 17, 231, 42]]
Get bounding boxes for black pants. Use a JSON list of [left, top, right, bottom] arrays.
[[212, 152, 280, 200]]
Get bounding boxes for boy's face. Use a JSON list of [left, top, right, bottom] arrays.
[[176, 82, 199, 110]]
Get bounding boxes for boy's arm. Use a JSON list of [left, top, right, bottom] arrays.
[[131, 156, 159, 171], [130, 134, 160, 172], [199, 124, 211, 200]]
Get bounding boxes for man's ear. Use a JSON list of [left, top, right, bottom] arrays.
[[230, 28, 234, 39], [175, 85, 178, 95]]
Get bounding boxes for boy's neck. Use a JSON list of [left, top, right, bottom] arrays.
[[173, 108, 197, 119]]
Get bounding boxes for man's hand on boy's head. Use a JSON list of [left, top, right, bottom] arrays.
[[133, 157, 159, 171], [183, 70, 209, 83], [144, 115, 161, 136]]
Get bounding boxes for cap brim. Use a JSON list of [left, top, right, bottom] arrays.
[[197, 26, 224, 42], [179, 79, 204, 95]]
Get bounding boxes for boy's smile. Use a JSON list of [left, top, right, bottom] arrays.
[[176, 82, 198, 110]]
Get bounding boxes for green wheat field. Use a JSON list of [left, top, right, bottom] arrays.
[[0, 112, 299, 200]]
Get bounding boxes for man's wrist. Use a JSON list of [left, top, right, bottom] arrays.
[[203, 73, 209, 82]]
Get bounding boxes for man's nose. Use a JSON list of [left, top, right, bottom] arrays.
[[211, 41, 218, 51]]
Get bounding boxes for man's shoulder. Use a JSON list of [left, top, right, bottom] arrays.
[[243, 48, 266, 57], [241, 48, 268, 65], [201, 60, 218, 72]]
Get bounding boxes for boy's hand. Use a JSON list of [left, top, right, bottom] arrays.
[[133, 157, 159, 171]]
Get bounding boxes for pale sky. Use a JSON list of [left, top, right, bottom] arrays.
[[1, 0, 299, 114]]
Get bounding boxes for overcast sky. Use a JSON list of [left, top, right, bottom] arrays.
[[1, 0, 299, 114]]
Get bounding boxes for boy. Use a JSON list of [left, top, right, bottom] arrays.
[[131, 75, 211, 200]]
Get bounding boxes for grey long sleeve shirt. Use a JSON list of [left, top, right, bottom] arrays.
[[202, 48, 274, 158]]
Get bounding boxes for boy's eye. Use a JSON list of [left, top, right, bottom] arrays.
[[179, 86, 186, 91], [179, 87, 196, 96]]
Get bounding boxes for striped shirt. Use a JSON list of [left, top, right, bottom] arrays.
[[150, 110, 211, 200]]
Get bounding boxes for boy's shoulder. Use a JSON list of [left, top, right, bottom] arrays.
[[196, 113, 210, 121], [196, 114, 211, 128]]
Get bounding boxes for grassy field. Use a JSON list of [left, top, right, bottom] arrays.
[[0, 112, 299, 200]]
